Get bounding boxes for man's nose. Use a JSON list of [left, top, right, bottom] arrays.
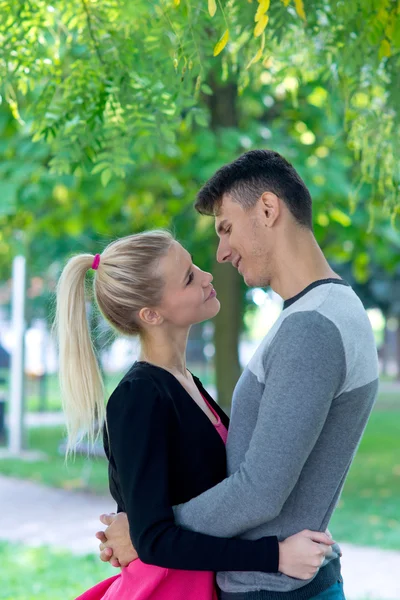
[[216, 240, 231, 263]]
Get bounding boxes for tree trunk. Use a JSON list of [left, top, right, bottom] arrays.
[[381, 319, 390, 376], [208, 76, 242, 411], [396, 319, 400, 381], [213, 261, 242, 410]]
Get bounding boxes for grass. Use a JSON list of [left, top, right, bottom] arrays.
[[0, 543, 390, 600], [0, 541, 115, 600], [0, 427, 109, 494], [330, 410, 400, 550]]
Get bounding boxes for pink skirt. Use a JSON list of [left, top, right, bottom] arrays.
[[75, 559, 218, 600]]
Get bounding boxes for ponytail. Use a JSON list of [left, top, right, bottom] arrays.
[[55, 254, 105, 456], [55, 230, 174, 456]]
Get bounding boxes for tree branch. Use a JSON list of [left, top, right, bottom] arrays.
[[81, 0, 105, 67]]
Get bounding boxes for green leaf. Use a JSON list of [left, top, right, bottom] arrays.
[[0, 182, 17, 215], [101, 169, 112, 187], [91, 162, 109, 175], [194, 111, 208, 127], [201, 84, 213, 96]]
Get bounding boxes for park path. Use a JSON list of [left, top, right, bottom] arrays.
[[0, 475, 399, 600]]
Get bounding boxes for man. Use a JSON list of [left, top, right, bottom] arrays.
[[97, 150, 378, 599]]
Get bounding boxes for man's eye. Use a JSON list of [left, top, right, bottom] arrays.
[[187, 272, 194, 285]]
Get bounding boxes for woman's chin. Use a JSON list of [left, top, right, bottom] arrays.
[[210, 298, 221, 315], [204, 298, 221, 320]]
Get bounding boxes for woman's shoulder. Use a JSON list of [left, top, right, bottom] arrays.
[[108, 362, 173, 407]]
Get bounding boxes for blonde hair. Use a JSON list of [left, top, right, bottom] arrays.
[[55, 230, 174, 454]]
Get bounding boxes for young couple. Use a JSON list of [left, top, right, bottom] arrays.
[[56, 150, 378, 600]]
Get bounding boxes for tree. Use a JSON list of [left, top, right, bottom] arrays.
[[1, 1, 400, 406], [0, 0, 399, 211]]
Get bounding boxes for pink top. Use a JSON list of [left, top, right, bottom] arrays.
[[75, 397, 227, 600], [202, 395, 228, 445]]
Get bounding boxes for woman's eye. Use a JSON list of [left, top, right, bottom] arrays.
[[187, 272, 194, 285]]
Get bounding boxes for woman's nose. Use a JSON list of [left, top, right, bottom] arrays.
[[202, 271, 213, 286]]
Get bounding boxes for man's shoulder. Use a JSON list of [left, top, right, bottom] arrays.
[[256, 309, 343, 355]]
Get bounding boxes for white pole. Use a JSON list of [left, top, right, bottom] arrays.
[[8, 255, 26, 455]]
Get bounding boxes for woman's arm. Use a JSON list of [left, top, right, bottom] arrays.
[[106, 377, 279, 573]]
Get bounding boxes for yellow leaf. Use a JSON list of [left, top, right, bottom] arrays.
[[255, 0, 270, 21], [246, 47, 263, 69], [294, 0, 306, 20], [254, 14, 269, 37], [174, 0, 180, 5], [213, 29, 229, 56], [208, 0, 217, 17], [379, 39, 391, 59], [330, 209, 351, 227]]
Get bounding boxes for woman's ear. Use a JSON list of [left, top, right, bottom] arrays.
[[138, 307, 164, 327]]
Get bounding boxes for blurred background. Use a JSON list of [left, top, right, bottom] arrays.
[[0, 1, 399, 599]]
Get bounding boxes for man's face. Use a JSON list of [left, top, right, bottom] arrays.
[[215, 194, 272, 287]]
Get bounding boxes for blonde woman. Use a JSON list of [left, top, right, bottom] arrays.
[[55, 231, 334, 600]]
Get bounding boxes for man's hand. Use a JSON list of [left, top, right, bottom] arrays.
[[95, 512, 139, 568]]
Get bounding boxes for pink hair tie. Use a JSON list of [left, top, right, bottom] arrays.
[[91, 254, 101, 270]]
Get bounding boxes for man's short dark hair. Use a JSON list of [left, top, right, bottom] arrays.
[[195, 149, 313, 229]]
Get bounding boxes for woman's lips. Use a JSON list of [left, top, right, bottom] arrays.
[[206, 288, 217, 300]]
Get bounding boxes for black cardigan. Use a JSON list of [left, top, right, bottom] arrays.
[[103, 361, 279, 572]]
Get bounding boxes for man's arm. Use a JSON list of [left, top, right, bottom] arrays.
[[174, 312, 346, 537], [106, 377, 281, 572]]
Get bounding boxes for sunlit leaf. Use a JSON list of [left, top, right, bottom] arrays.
[[213, 29, 229, 56], [379, 39, 391, 59], [294, 0, 306, 20], [255, 0, 270, 22], [247, 47, 263, 69], [208, 0, 217, 17], [330, 209, 352, 227], [254, 14, 269, 37]]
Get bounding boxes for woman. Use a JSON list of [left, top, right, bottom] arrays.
[[55, 231, 333, 600]]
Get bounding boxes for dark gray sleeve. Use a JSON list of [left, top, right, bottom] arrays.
[[173, 312, 346, 537]]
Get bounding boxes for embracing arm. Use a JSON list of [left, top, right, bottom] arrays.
[[173, 312, 346, 537], [107, 377, 279, 572]]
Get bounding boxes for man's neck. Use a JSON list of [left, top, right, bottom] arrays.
[[270, 233, 340, 301]]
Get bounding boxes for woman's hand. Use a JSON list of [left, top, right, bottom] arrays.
[[96, 512, 139, 568], [278, 530, 335, 580]]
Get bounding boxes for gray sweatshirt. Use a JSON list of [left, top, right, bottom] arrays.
[[174, 280, 379, 596]]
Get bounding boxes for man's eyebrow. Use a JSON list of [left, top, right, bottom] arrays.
[[216, 219, 228, 234], [182, 254, 194, 283]]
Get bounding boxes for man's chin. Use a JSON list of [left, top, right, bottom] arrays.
[[243, 273, 254, 287], [243, 273, 270, 288]]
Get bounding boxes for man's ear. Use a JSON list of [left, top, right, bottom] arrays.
[[138, 307, 164, 327], [260, 192, 280, 227]]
